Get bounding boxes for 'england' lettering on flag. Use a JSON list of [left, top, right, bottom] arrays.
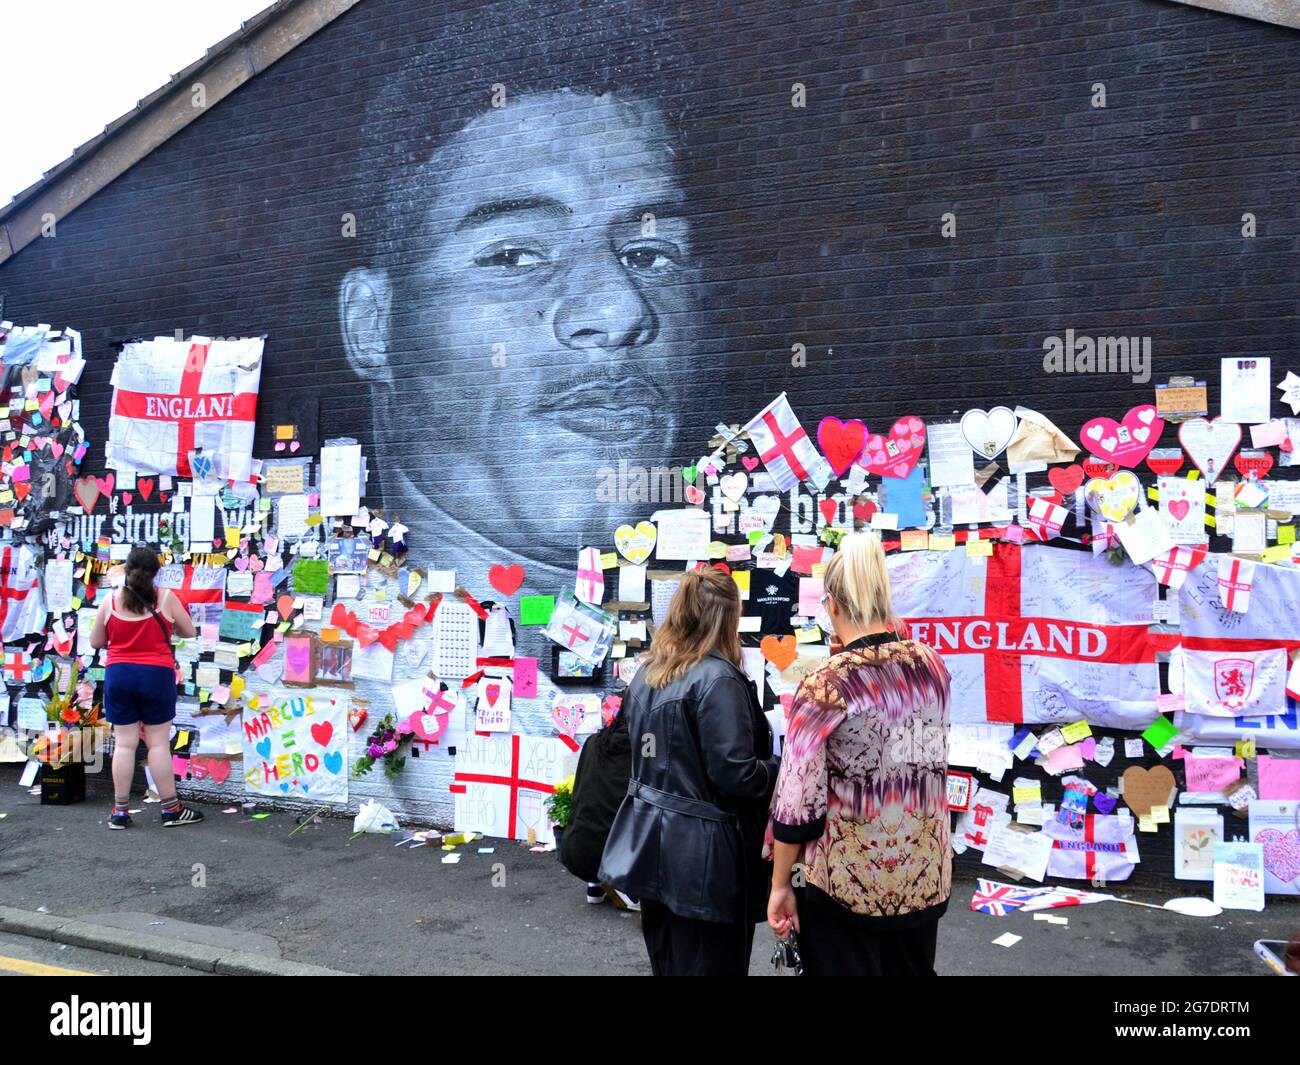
[[107, 335, 264, 480], [890, 543, 1160, 728]]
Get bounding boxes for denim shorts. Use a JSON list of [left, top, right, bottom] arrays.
[[103, 664, 178, 726]]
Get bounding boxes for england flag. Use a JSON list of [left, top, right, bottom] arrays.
[[107, 336, 264, 480], [743, 393, 833, 493], [0, 545, 46, 643], [889, 543, 1160, 728]]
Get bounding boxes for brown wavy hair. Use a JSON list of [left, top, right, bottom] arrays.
[[121, 546, 161, 614], [642, 566, 743, 688]]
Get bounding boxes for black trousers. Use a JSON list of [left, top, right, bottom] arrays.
[[796, 887, 940, 977], [640, 899, 756, 976]]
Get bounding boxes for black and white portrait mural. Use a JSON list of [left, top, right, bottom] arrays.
[[2, 0, 1299, 882]]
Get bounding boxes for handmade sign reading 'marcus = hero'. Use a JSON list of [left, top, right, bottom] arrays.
[[449, 733, 566, 845], [242, 694, 347, 801]]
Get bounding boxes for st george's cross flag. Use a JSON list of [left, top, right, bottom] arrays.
[[1173, 556, 1300, 747], [156, 563, 227, 627], [106, 336, 264, 480], [889, 543, 1160, 728], [743, 393, 833, 493], [0, 544, 46, 643], [1148, 545, 1207, 590]]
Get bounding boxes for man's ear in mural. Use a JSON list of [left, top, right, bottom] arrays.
[[339, 266, 394, 388]]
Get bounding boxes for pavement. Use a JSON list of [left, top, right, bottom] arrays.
[[1, 771, 1296, 976]]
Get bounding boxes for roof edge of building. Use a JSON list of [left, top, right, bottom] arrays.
[[0, 0, 365, 268]]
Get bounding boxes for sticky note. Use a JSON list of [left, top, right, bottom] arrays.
[[520, 595, 555, 626], [1141, 715, 1178, 751], [1138, 815, 1157, 833], [966, 538, 993, 557], [1150, 804, 1170, 824], [1279, 526, 1296, 545], [929, 534, 956, 551], [600, 551, 619, 569], [1060, 720, 1092, 744], [1013, 784, 1042, 804]]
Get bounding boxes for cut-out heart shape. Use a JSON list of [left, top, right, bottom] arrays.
[[1254, 828, 1300, 885], [685, 484, 706, 505], [137, 477, 155, 501], [860, 416, 926, 479], [276, 595, 295, 621], [719, 472, 748, 502], [817, 416, 868, 477], [1084, 471, 1141, 522], [234, 556, 250, 571], [489, 563, 525, 596], [1082, 457, 1116, 479], [94, 472, 115, 497], [682, 464, 699, 485], [614, 521, 657, 564], [1145, 450, 1184, 476], [818, 498, 838, 526], [122, 492, 133, 505], [741, 456, 760, 472], [1178, 418, 1241, 482], [1121, 765, 1176, 818], [551, 693, 595, 737], [1167, 499, 1191, 521], [1234, 449, 1273, 479], [73, 476, 100, 514], [192, 757, 232, 784], [408, 706, 444, 743], [1080, 405, 1164, 468], [1048, 464, 1084, 496], [852, 499, 877, 524], [960, 407, 1018, 461], [760, 634, 798, 671], [310, 721, 333, 747]]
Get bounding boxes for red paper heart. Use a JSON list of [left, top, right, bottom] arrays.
[[95, 472, 115, 497], [276, 595, 294, 621], [310, 721, 333, 747], [817, 417, 868, 477], [489, 563, 525, 596], [852, 499, 877, 523], [378, 628, 400, 653], [1048, 464, 1084, 495], [1145, 451, 1185, 476], [137, 477, 155, 501], [191, 757, 231, 784], [1081, 458, 1116, 479], [1234, 450, 1273, 479], [818, 498, 838, 525], [485, 683, 501, 707]]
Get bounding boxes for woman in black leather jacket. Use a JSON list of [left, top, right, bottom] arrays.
[[599, 566, 778, 976]]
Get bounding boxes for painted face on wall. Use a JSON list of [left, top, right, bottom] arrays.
[[342, 91, 701, 570]]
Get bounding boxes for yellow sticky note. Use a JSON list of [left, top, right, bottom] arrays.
[[224, 526, 240, 548], [70, 597, 82, 610], [176, 730, 190, 746], [246, 695, 261, 711], [1150, 804, 1170, 825], [732, 570, 751, 593], [600, 551, 619, 569], [275, 424, 295, 441], [1279, 525, 1297, 545], [319, 627, 340, 643], [929, 534, 957, 551], [1138, 815, 1157, 833], [1061, 720, 1092, 743], [966, 538, 993, 557], [795, 625, 823, 644], [1013, 785, 1042, 804], [810, 562, 828, 578], [1146, 486, 1159, 502], [1262, 546, 1291, 564], [230, 676, 245, 698], [367, 548, 381, 561]]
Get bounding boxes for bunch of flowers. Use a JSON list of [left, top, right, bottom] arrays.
[[42, 658, 101, 730], [546, 774, 576, 830], [352, 713, 414, 780]]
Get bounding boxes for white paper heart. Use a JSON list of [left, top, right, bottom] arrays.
[[1178, 418, 1242, 482], [959, 406, 1018, 460], [740, 494, 780, 534], [719, 472, 748, 502]]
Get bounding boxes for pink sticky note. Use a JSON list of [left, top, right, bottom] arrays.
[[251, 572, 274, 604], [1003, 524, 1026, 544], [1184, 755, 1243, 794], [1080, 737, 1096, 761], [1046, 743, 1085, 773], [514, 656, 538, 698], [1258, 755, 1300, 799], [790, 544, 825, 576], [275, 441, 286, 451], [1155, 691, 1186, 715], [251, 636, 281, 668], [1249, 421, 1288, 448]]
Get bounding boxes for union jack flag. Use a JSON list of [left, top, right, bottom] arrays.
[[971, 879, 1107, 916]]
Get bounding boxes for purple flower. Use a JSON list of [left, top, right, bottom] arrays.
[[382, 739, 398, 754], [367, 743, 384, 759]]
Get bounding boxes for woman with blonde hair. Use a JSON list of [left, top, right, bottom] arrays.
[[600, 566, 777, 975], [766, 532, 951, 976]]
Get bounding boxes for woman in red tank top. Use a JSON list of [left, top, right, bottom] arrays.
[[90, 547, 203, 829]]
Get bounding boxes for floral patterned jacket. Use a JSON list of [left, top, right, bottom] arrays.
[[765, 634, 952, 920]]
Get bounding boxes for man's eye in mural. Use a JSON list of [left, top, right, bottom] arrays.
[[472, 242, 549, 272], [618, 240, 684, 276]]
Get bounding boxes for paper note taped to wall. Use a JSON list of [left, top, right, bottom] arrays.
[[653, 509, 710, 560]]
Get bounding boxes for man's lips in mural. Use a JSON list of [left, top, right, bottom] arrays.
[[533, 373, 668, 444]]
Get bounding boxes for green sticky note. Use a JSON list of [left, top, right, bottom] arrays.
[[1141, 715, 1178, 751], [519, 595, 556, 626], [292, 558, 329, 597], [252, 813, 272, 820], [1279, 525, 1296, 545]]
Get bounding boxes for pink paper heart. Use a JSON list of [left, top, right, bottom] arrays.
[[94, 472, 115, 496], [249, 556, 265, 572], [1167, 499, 1190, 521], [685, 484, 705, 505], [1079, 405, 1164, 468], [49, 441, 64, 458], [859, 416, 926, 479], [1255, 828, 1300, 884], [290, 441, 301, 453], [741, 456, 759, 472], [234, 556, 250, 571], [121, 492, 133, 505]]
